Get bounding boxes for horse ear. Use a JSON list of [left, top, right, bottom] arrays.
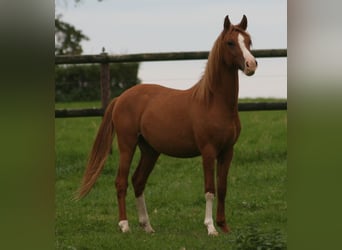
[[224, 15, 231, 30], [238, 15, 248, 30]]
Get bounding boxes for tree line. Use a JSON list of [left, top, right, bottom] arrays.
[[55, 63, 140, 102]]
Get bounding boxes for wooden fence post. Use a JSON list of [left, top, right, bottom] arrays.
[[100, 49, 111, 110]]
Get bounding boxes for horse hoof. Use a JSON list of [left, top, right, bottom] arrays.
[[118, 220, 130, 233], [140, 222, 155, 233], [208, 230, 219, 236], [206, 224, 219, 236], [220, 225, 231, 233], [217, 222, 231, 234]]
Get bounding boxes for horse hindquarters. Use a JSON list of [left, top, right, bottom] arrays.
[[115, 124, 161, 233], [113, 102, 140, 232], [113, 91, 160, 233]]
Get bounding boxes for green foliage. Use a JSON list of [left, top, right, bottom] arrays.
[[55, 0, 104, 55], [55, 63, 141, 102], [55, 15, 89, 55], [233, 225, 286, 250]]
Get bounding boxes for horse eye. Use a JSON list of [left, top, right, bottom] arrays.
[[227, 41, 235, 47]]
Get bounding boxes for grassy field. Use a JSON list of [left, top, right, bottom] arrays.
[[55, 100, 287, 249]]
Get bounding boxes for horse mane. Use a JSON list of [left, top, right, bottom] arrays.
[[192, 31, 225, 104], [191, 26, 250, 104]]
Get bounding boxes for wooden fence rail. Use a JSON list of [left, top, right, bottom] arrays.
[[55, 49, 287, 118], [55, 49, 286, 65], [55, 102, 287, 118]]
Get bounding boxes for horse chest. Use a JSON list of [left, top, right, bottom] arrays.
[[221, 119, 241, 145], [200, 114, 241, 149]]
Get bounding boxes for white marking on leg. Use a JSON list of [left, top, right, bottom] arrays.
[[136, 194, 155, 233], [118, 220, 130, 233], [204, 192, 218, 236], [238, 33, 257, 75]]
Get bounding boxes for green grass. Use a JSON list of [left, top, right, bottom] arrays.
[[55, 100, 287, 249], [55, 101, 102, 109]]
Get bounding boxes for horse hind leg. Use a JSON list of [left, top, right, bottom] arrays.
[[135, 194, 155, 233], [115, 137, 137, 233], [132, 138, 159, 233]]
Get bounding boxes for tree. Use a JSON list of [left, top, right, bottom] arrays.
[[55, 15, 89, 55], [55, 0, 103, 55]]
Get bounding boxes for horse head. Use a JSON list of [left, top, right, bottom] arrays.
[[220, 15, 258, 76]]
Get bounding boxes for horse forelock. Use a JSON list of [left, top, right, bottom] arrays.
[[231, 26, 249, 35], [229, 26, 252, 46]]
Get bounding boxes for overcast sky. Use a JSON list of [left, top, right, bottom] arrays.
[[56, 0, 287, 98]]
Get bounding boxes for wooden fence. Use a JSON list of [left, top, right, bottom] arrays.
[[55, 49, 287, 118]]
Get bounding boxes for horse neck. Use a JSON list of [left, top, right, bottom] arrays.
[[216, 67, 239, 112], [202, 61, 240, 114], [192, 36, 240, 113]]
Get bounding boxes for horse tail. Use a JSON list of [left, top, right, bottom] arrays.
[[75, 98, 117, 200]]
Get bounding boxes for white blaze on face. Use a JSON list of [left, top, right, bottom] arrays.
[[238, 33, 257, 76]]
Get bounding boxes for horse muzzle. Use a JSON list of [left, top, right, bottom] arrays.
[[243, 59, 258, 76]]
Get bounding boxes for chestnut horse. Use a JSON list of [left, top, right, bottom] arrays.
[[76, 15, 257, 236]]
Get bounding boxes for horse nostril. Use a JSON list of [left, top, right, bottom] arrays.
[[246, 61, 250, 68], [255, 60, 258, 66]]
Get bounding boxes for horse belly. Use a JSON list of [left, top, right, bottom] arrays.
[[156, 136, 200, 158], [140, 117, 200, 158], [152, 139, 200, 158]]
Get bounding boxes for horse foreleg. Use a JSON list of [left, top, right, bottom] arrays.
[[202, 149, 219, 236], [216, 147, 234, 233], [204, 192, 218, 236]]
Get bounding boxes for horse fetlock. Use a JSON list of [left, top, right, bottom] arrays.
[[118, 220, 130, 233]]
